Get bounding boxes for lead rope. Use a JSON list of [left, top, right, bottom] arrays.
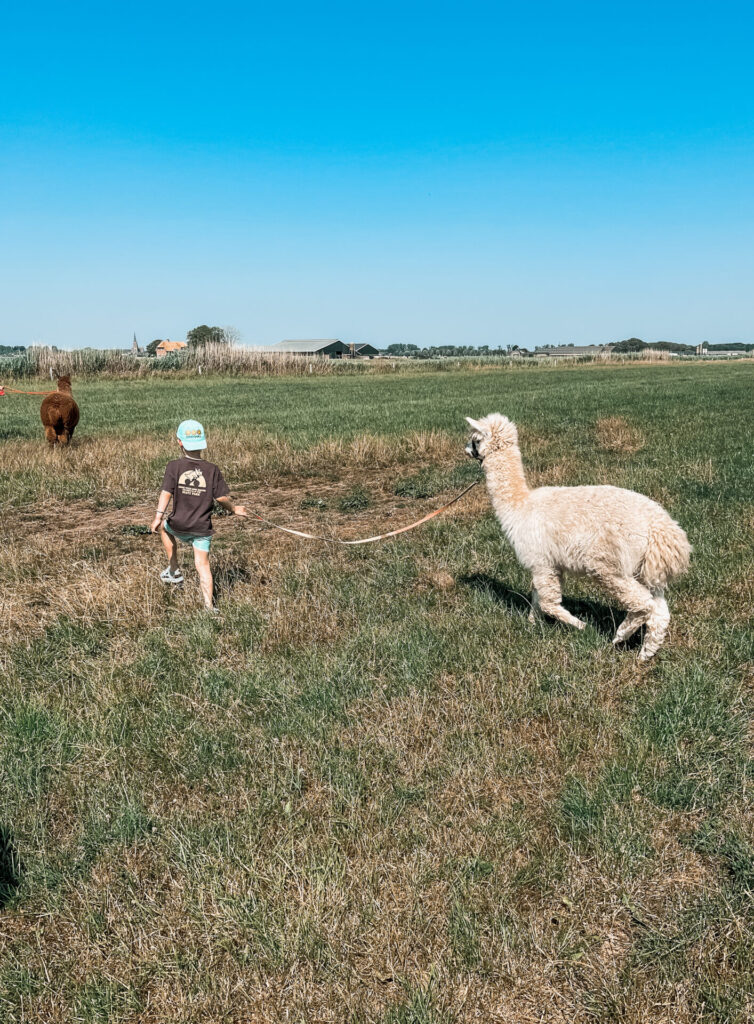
[[241, 479, 480, 545], [0, 385, 57, 397]]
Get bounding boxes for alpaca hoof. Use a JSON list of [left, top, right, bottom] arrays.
[[528, 610, 536, 625], [637, 648, 656, 663]]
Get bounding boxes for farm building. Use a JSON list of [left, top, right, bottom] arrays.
[[694, 342, 750, 357], [699, 348, 748, 357], [540, 344, 613, 358], [156, 340, 188, 358], [267, 340, 351, 358], [350, 343, 380, 358]]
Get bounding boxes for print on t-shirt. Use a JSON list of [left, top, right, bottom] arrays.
[[178, 468, 207, 496], [161, 456, 230, 536]]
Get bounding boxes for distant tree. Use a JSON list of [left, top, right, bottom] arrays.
[[612, 337, 647, 353], [187, 325, 224, 349], [384, 342, 516, 359], [187, 324, 238, 349], [146, 339, 162, 356], [221, 325, 241, 346], [651, 341, 694, 353], [385, 343, 419, 355], [0, 344, 25, 354], [706, 342, 754, 351]]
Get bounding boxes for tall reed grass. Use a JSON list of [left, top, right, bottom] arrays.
[[2, 341, 745, 382]]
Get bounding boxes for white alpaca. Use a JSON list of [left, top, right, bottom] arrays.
[[465, 414, 690, 661]]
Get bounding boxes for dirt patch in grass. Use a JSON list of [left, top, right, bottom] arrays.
[[595, 416, 646, 454], [0, 469, 489, 648]]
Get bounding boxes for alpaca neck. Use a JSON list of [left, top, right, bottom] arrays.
[[482, 447, 530, 526]]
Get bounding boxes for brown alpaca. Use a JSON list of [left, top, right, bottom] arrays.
[[40, 374, 80, 446]]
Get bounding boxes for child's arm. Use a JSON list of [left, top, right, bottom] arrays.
[[216, 495, 248, 518], [150, 490, 173, 533]]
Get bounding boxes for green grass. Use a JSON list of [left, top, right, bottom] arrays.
[[1, 359, 750, 443], [0, 360, 752, 1022]]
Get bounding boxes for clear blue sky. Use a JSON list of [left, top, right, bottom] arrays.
[[2, 0, 753, 349]]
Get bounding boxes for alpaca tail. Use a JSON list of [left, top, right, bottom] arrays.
[[640, 516, 691, 588]]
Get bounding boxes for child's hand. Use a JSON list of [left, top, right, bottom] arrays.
[[233, 505, 249, 518]]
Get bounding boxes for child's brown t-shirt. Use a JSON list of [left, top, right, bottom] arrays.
[[161, 457, 230, 537]]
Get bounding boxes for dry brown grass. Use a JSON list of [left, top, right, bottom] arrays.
[[595, 416, 646, 454], [1, 429, 461, 514], [2, 363, 752, 1024], [8, 341, 726, 383], [1, 483, 750, 1023]]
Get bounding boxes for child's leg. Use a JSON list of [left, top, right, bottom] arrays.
[[193, 547, 214, 608], [160, 524, 179, 574]]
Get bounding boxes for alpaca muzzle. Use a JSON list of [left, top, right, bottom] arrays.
[[466, 438, 483, 461]]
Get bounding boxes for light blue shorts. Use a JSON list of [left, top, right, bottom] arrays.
[[165, 521, 212, 552]]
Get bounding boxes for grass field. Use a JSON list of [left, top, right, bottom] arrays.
[[1, 361, 752, 1022]]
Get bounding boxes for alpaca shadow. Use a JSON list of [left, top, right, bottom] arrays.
[[214, 565, 253, 598], [459, 573, 533, 616], [460, 572, 638, 641], [0, 825, 22, 908]]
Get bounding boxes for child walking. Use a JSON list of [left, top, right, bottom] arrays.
[[151, 419, 248, 611]]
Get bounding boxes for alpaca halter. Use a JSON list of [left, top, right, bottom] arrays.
[[468, 437, 485, 463]]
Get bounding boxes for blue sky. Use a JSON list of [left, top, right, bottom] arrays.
[[2, 0, 753, 349]]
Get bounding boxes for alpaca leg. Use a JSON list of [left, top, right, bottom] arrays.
[[603, 577, 656, 645], [528, 587, 542, 624], [614, 611, 645, 644], [58, 430, 70, 446], [532, 571, 586, 630], [44, 425, 58, 446], [639, 589, 670, 662]]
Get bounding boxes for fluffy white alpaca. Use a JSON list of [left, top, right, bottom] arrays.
[[466, 414, 690, 661]]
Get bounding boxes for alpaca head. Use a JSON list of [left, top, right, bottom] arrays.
[[465, 414, 518, 462], [57, 374, 72, 392]]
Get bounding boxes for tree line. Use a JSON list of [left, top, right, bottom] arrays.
[[384, 338, 754, 358], [383, 343, 527, 358], [611, 337, 754, 353], [3, 332, 752, 359]]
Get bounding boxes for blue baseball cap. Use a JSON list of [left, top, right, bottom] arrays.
[[176, 419, 207, 451]]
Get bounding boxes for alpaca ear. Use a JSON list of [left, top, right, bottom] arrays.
[[465, 416, 484, 433]]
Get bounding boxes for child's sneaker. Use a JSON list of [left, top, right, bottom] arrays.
[[160, 567, 184, 585]]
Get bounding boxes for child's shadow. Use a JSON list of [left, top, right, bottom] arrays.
[[214, 565, 253, 599], [0, 825, 22, 908], [459, 572, 637, 641]]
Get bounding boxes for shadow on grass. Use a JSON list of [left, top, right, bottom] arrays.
[[215, 565, 253, 598], [459, 573, 533, 615], [0, 825, 22, 908], [460, 572, 637, 641]]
